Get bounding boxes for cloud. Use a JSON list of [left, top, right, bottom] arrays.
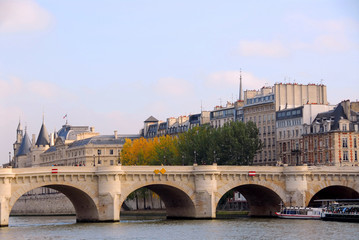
[[154, 77, 194, 97], [238, 40, 289, 58], [287, 14, 359, 34], [238, 16, 359, 58], [27, 81, 59, 98], [0, 0, 53, 33], [205, 70, 268, 90], [0, 76, 64, 100]]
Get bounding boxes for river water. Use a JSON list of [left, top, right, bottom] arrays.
[[0, 216, 358, 240]]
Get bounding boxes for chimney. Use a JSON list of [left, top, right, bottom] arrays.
[[342, 100, 351, 120], [114, 130, 118, 139], [32, 134, 36, 147], [50, 133, 54, 146]]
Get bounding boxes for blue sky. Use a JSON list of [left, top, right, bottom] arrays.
[[0, 0, 358, 165]]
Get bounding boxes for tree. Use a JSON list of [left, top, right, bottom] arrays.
[[177, 121, 261, 165]]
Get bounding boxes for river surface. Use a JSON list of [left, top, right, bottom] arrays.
[[1, 216, 358, 240]]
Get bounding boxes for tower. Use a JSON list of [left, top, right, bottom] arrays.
[[239, 69, 243, 101], [13, 120, 23, 158]]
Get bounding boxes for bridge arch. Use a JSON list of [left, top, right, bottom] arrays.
[[10, 183, 99, 223], [119, 182, 196, 219], [216, 182, 285, 216], [308, 185, 359, 207]]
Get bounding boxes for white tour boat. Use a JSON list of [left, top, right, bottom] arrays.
[[275, 206, 322, 220]]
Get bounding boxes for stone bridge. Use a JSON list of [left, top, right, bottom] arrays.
[[1, 164, 359, 227]]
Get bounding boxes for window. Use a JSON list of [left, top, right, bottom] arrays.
[[343, 138, 348, 148], [354, 138, 357, 148], [110, 160, 114, 166], [355, 151, 358, 161], [343, 151, 349, 161], [314, 139, 317, 149], [343, 124, 347, 131], [97, 149, 102, 155], [110, 149, 114, 155], [326, 152, 329, 162]]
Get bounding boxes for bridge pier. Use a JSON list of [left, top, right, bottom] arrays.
[[96, 167, 122, 222], [0, 197, 10, 227], [0, 168, 12, 227], [284, 165, 308, 207], [193, 164, 218, 219]]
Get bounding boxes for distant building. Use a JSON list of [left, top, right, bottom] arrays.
[[141, 112, 210, 138], [274, 83, 328, 111], [210, 101, 244, 128], [243, 87, 276, 165], [302, 100, 359, 166], [276, 104, 335, 165], [10, 121, 139, 168]]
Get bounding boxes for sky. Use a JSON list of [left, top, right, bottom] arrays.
[[0, 0, 358, 165]]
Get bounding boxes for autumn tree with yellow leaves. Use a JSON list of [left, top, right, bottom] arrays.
[[121, 136, 180, 165]]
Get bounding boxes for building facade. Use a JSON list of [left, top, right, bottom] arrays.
[[243, 87, 276, 165], [276, 104, 335, 165], [12, 122, 139, 168], [302, 100, 359, 166]]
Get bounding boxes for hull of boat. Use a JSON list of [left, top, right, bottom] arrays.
[[275, 212, 321, 220], [321, 213, 359, 223]]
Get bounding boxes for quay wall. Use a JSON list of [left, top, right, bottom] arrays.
[[11, 193, 164, 216]]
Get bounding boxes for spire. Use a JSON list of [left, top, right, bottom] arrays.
[[35, 121, 50, 147], [17, 118, 22, 131], [239, 69, 243, 101], [16, 130, 31, 156]]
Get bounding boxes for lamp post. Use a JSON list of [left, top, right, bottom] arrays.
[[194, 151, 197, 164], [182, 155, 184, 166], [163, 155, 166, 165], [213, 150, 216, 164], [93, 155, 96, 166], [8, 152, 11, 167]]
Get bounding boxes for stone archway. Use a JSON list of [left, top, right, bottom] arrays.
[[216, 184, 283, 217], [120, 184, 196, 219], [308, 185, 359, 207], [10, 184, 99, 223]]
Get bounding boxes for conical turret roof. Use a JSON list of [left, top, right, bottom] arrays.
[[17, 120, 22, 131], [36, 122, 50, 146], [16, 131, 31, 156]]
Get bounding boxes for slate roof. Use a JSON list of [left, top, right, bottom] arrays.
[[16, 131, 31, 156], [57, 125, 89, 141], [36, 123, 50, 146], [144, 116, 158, 122], [67, 135, 140, 149], [313, 102, 359, 132]]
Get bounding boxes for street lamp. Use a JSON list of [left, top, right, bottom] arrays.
[[163, 155, 166, 165], [182, 155, 184, 166], [194, 151, 197, 164], [93, 155, 96, 166], [8, 152, 11, 167], [213, 150, 216, 164]]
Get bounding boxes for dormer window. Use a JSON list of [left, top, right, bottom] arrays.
[[343, 124, 347, 131]]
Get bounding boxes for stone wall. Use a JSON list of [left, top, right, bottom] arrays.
[[11, 192, 164, 215], [11, 193, 75, 216]]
